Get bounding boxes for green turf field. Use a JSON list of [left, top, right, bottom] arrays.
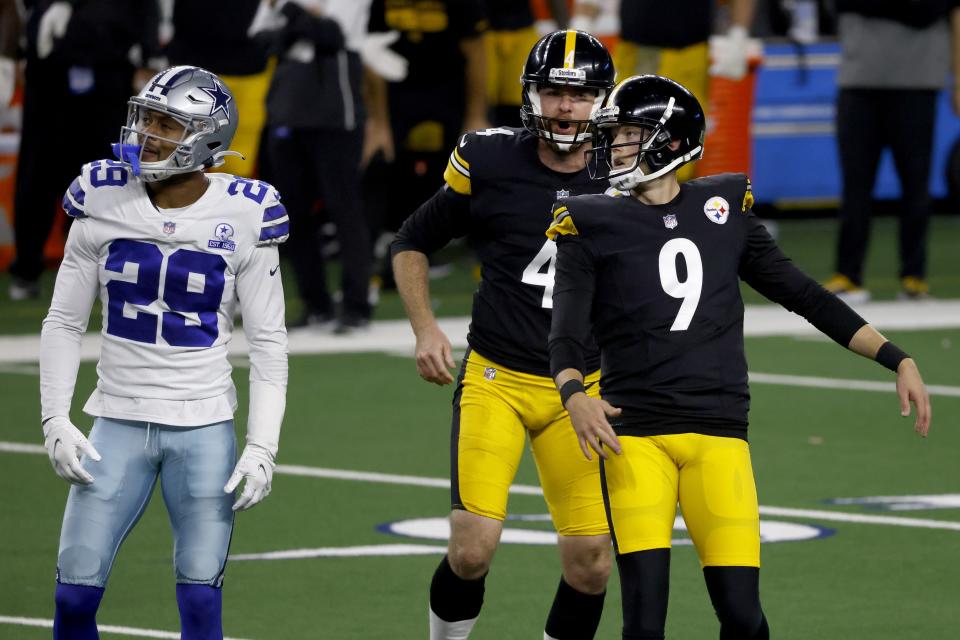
[[1, 215, 958, 638]]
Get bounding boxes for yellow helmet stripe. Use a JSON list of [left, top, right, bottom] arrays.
[[563, 30, 577, 69]]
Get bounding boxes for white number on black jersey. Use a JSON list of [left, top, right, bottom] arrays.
[[658, 238, 703, 331], [522, 239, 557, 309]]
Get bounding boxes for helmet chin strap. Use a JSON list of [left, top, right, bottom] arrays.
[[609, 145, 703, 191], [208, 150, 245, 168]]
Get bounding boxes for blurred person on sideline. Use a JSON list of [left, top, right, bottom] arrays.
[[822, 0, 960, 302], [165, 0, 272, 178], [253, 0, 379, 332], [365, 0, 488, 288], [8, 0, 163, 301], [571, 0, 757, 182], [484, 0, 569, 128]]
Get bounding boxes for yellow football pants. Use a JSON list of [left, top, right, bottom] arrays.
[[452, 349, 608, 536]]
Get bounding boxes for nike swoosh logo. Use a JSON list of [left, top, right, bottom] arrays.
[[459, 136, 468, 148], [269, 265, 280, 276]]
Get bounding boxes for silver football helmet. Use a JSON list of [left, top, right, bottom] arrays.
[[113, 66, 241, 182]]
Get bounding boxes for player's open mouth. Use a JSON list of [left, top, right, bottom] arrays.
[[553, 121, 574, 134]]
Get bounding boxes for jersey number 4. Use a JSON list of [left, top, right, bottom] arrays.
[[105, 240, 227, 346], [523, 238, 704, 331], [522, 240, 557, 309]]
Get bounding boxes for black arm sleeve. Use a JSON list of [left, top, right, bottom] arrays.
[[739, 215, 867, 347], [549, 236, 596, 378], [280, 2, 345, 53], [390, 186, 472, 258]]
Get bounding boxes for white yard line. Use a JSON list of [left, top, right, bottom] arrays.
[[747, 372, 960, 397], [3, 299, 960, 364], [230, 544, 448, 561], [3, 441, 958, 532], [0, 615, 252, 640]]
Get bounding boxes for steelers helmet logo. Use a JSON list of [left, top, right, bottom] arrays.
[[704, 196, 730, 225]]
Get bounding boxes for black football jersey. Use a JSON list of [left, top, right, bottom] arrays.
[[548, 173, 865, 439], [394, 127, 606, 376]]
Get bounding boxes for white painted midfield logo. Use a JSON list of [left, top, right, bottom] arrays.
[[704, 196, 731, 224]]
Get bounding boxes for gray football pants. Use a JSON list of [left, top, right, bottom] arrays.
[[56, 417, 236, 588]]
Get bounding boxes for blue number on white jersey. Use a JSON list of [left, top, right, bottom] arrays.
[[105, 240, 227, 347], [89, 160, 129, 188], [227, 177, 269, 204]]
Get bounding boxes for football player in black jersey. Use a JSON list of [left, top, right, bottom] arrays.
[[391, 31, 616, 640], [547, 75, 932, 640]]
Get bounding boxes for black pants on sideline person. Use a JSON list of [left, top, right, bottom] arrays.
[[834, 88, 937, 285], [267, 125, 372, 323], [11, 61, 130, 286]]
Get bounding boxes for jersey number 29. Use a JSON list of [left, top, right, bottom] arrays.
[[105, 240, 227, 347]]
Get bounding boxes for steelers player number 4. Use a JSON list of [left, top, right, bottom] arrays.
[[524, 237, 704, 329]]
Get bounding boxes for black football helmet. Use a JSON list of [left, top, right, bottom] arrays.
[[587, 75, 705, 190], [520, 30, 615, 152]]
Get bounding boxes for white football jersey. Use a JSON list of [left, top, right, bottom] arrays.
[[41, 160, 289, 426]]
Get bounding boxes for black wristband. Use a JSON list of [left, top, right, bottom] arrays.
[[876, 341, 910, 373], [559, 379, 586, 408]]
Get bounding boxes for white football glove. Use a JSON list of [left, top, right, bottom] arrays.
[[709, 25, 749, 80], [247, 0, 288, 38], [360, 31, 409, 82], [37, 2, 73, 60], [224, 444, 275, 511], [569, 15, 595, 34], [42, 416, 101, 485]]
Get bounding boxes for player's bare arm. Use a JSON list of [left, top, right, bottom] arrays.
[[847, 325, 931, 437], [392, 250, 456, 385]]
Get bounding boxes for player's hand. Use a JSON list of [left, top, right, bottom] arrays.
[[360, 31, 409, 82], [224, 444, 275, 511], [37, 2, 73, 59], [362, 117, 395, 167], [414, 325, 456, 385], [42, 416, 101, 485], [709, 26, 749, 80], [896, 359, 931, 437], [565, 394, 622, 460]]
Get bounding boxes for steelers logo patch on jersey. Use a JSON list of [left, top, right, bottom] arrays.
[[704, 196, 731, 225]]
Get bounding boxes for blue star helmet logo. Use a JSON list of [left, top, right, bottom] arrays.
[[201, 82, 232, 120]]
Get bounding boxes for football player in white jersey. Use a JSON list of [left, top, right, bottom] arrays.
[[39, 66, 289, 639]]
